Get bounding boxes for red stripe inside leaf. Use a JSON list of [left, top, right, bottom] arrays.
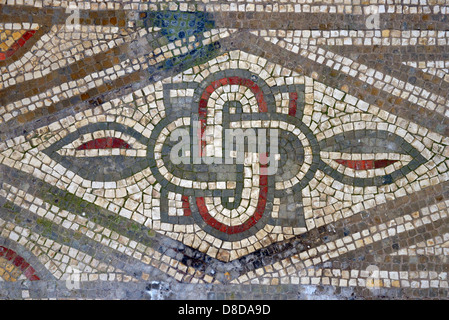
[[335, 159, 399, 170], [76, 137, 131, 150]]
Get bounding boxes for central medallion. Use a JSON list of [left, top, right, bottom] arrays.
[[151, 69, 314, 246]]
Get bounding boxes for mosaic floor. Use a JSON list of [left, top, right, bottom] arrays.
[[1, 0, 449, 300]]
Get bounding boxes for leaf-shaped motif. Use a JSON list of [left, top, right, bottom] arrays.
[[43, 122, 150, 181], [318, 130, 427, 186]]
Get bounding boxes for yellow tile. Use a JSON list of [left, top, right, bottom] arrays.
[[412, 211, 420, 219], [0, 30, 11, 37], [5, 263, 14, 273], [366, 279, 383, 288], [0, 42, 9, 52], [4, 38, 14, 48], [12, 30, 25, 41]]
